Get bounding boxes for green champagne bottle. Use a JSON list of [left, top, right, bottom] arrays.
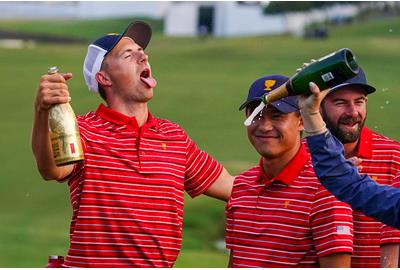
[[263, 48, 359, 104]]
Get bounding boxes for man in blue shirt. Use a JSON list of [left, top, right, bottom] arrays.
[[299, 81, 400, 230]]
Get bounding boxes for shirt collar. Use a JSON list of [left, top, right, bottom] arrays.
[[356, 126, 373, 158], [95, 104, 159, 131], [258, 143, 310, 186]]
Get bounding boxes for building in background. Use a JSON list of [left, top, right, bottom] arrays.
[[164, 1, 359, 37], [0, 1, 390, 37]]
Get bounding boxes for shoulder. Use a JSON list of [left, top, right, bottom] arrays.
[[151, 117, 191, 141], [234, 166, 260, 185], [370, 130, 400, 148]]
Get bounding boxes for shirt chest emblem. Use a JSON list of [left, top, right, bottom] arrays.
[[284, 201, 290, 208], [161, 143, 167, 150]]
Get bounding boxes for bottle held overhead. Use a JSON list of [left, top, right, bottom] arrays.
[[48, 67, 84, 166], [264, 48, 359, 104]]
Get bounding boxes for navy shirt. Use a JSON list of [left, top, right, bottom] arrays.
[[306, 131, 400, 229]]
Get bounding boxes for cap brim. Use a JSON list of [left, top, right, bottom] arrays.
[[330, 83, 376, 95], [123, 21, 152, 50], [104, 21, 152, 57], [239, 98, 261, 111], [239, 98, 299, 114]]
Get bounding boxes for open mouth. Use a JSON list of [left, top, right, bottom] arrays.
[[140, 68, 150, 79], [139, 68, 157, 88]]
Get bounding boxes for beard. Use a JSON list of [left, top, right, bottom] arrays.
[[321, 108, 366, 144]]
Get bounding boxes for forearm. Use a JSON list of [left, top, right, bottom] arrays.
[[319, 253, 351, 268], [204, 168, 234, 202], [381, 243, 399, 268], [307, 131, 400, 228]]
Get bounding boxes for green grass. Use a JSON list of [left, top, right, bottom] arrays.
[[0, 16, 399, 267], [0, 17, 164, 40]]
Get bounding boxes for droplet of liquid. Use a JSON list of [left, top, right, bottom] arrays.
[[244, 101, 266, 126], [385, 100, 390, 105]]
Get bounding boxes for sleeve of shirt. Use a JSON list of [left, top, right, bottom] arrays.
[[381, 174, 400, 245], [311, 183, 353, 257], [307, 131, 400, 229], [184, 134, 223, 198]]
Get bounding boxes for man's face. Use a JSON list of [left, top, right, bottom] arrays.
[[101, 37, 156, 102], [246, 102, 303, 159], [321, 86, 368, 144]]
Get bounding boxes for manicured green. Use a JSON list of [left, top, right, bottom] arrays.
[[0, 17, 399, 267]]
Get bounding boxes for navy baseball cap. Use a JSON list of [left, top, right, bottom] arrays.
[[83, 21, 152, 92], [329, 67, 376, 95], [239, 75, 299, 113]]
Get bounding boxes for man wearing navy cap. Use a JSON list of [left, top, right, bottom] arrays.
[[318, 68, 400, 268], [225, 75, 353, 267], [32, 21, 234, 267]]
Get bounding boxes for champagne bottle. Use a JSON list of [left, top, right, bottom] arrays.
[[48, 67, 84, 166], [263, 48, 359, 104], [46, 255, 64, 268]]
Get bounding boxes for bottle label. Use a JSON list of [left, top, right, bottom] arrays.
[[49, 103, 84, 166], [321, 72, 334, 82]]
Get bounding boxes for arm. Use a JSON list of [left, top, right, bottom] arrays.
[[299, 82, 400, 229], [32, 72, 74, 180], [381, 243, 399, 268], [228, 251, 233, 267], [319, 253, 351, 268], [204, 168, 234, 201]]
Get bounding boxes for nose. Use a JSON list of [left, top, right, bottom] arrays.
[[138, 51, 148, 64], [346, 103, 359, 118], [254, 114, 273, 131]]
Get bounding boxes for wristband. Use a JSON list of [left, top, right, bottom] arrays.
[[305, 123, 327, 136]]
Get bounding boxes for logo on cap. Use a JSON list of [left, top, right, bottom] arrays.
[[264, 80, 276, 91]]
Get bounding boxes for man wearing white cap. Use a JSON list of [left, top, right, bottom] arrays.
[[32, 21, 233, 268]]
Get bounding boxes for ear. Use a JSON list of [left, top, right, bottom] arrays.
[[298, 115, 304, 131], [95, 71, 112, 88]]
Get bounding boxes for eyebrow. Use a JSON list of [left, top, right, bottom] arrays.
[[332, 96, 367, 102], [118, 48, 133, 57]]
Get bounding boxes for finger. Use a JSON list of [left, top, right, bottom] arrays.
[[61, 73, 73, 81], [309, 82, 321, 96], [310, 59, 317, 63], [347, 157, 362, 166], [42, 95, 71, 106], [41, 73, 66, 83]]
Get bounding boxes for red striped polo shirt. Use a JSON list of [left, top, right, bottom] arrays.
[[226, 144, 353, 268], [350, 127, 400, 268], [60, 104, 223, 267]]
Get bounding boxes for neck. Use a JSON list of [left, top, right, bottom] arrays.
[[262, 143, 300, 179], [343, 140, 359, 158], [107, 100, 149, 127]]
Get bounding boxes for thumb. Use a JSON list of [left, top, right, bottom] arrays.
[[61, 73, 73, 81], [309, 82, 330, 100]]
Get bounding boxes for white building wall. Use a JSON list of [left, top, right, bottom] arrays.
[[215, 2, 286, 37], [164, 2, 199, 36]]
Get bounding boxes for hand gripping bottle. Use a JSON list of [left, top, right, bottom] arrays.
[[47, 67, 84, 166]]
